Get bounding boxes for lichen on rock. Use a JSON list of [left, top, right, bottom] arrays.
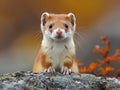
[[0, 71, 120, 90]]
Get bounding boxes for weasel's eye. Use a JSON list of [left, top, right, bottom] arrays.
[[64, 24, 68, 28], [49, 24, 53, 29]]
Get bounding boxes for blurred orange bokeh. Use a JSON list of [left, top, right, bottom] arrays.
[[78, 36, 120, 77]]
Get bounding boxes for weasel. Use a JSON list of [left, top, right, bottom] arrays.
[[33, 12, 78, 74]]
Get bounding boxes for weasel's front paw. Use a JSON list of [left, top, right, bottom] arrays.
[[61, 66, 71, 75], [44, 67, 55, 73]]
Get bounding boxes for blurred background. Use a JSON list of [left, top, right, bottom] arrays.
[[0, 0, 120, 73]]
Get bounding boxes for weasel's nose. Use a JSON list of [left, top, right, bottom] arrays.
[[56, 30, 62, 36]]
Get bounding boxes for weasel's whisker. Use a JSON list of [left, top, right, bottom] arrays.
[[74, 30, 89, 53], [75, 32, 85, 40], [32, 31, 41, 41]]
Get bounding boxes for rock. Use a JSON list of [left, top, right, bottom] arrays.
[[0, 71, 120, 90]]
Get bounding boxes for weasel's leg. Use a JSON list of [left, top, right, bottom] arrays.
[[61, 58, 73, 75], [33, 52, 55, 73], [61, 66, 72, 75], [33, 59, 44, 73], [71, 61, 79, 73], [44, 66, 55, 73], [43, 58, 56, 73]]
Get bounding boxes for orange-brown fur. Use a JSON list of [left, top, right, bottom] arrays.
[[44, 14, 74, 32], [33, 12, 78, 74]]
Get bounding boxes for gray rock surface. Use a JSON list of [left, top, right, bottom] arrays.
[[0, 71, 120, 90]]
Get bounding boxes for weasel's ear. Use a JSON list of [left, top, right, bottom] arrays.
[[41, 12, 49, 26], [67, 13, 76, 26]]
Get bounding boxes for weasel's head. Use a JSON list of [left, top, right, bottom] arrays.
[[40, 12, 76, 41]]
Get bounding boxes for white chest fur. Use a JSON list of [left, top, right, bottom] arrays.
[[41, 36, 75, 68]]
